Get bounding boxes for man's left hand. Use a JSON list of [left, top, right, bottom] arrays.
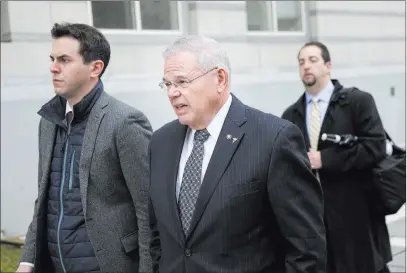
[[308, 151, 322, 170]]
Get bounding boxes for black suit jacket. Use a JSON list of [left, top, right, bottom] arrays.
[[149, 94, 327, 273]]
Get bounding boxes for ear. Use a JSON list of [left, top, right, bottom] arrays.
[[90, 60, 105, 78], [326, 61, 332, 71], [216, 68, 228, 93]]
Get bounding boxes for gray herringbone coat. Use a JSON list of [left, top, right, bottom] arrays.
[[21, 91, 153, 273]]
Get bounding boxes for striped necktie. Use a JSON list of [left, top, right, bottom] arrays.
[[309, 97, 321, 151], [309, 97, 321, 181]]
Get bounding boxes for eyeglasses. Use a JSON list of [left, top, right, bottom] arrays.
[[159, 67, 218, 92]]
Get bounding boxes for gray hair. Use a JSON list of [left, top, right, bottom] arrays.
[[163, 35, 231, 75]]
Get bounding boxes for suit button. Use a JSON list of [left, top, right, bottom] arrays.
[[184, 249, 192, 257]]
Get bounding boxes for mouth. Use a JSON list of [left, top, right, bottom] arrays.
[[303, 75, 314, 81], [174, 104, 187, 110]]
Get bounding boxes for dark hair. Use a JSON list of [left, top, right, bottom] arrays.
[[298, 41, 331, 63], [51, 22, 111, 77]]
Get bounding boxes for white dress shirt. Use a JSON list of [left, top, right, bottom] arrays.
[[66, 101, 73, 115], [176, 94, 232, 201]]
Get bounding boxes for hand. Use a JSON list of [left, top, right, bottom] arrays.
[[308, 151, 322, 170], [16, 264, 33, 273]]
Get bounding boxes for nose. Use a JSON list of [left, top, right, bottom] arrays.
[[303, 61, 311, 70], [50, 61, 60, 74], [167, 85, 181, 98]]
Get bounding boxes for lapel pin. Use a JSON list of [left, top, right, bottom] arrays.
[[226, 134, 232, 139], [232, 137, 238, 143]]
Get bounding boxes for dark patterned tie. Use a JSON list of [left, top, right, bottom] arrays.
[[178, 129, 210, 236]]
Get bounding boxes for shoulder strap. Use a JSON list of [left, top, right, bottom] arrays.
[[339, 86, 354, 95], [335, 86, 357, 133], [338, 87, 392, 141]]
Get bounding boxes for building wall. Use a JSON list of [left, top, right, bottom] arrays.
[[309, 1, 405, 66], [1, 1, 312, 80], [1, 1, 405, 235], [2, 1, 405, 78], [307, 0, 406, 150]]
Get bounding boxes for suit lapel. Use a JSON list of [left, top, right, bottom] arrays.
[[293, 94, 310, 149], [38, 121, 57, 204], [318, 87, 349, 146], [319, 104, 334, 142], [79, 92, 108, 217], [187, 95, 247, 238], [166, 123, 188, 243]]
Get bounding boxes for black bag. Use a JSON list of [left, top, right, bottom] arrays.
[[372, 132, 406, 215], [339, 87, 406, 215]]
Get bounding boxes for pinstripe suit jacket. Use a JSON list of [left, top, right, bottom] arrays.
[[149, 94, 327, 273]]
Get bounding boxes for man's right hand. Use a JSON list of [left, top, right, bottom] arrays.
[[16, 264, 33, 273]]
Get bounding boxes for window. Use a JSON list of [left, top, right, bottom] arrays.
[[92, 2, 137, 29], [246, 1, 305, 33], [1, 1, 11, 42], [90, 1, 181, 32]]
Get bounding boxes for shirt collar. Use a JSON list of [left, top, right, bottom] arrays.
[[66, 102, 73, 115], [191, 94, 232, 142], [305, 80, 335, 104]]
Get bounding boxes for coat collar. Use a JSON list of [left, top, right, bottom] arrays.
[[37, 80, 104, 127], [293, 79, 346, 117]]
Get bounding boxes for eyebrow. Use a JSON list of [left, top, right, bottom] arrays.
[[162, 75, 189, 82], [299, 56, 319, 61], [50, 54, 71, 60]]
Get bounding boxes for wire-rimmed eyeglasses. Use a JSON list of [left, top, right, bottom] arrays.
[[159, 67, 218, 92]]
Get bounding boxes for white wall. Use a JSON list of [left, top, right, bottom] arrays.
[[309, 1, 405, 66]]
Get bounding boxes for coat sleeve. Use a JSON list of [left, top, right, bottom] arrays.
[[267, 122, 327, 273], [20, 119, 44, 264], [116, 111, 153, 273], [148, 140, 161, 273], [149, 196, 161, 273], [320, 91, 386, 173]]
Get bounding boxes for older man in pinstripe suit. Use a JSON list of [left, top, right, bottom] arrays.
[[149, 35, 327, 273]]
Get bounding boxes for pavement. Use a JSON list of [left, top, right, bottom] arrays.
[[386, 205, 406, 272]]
